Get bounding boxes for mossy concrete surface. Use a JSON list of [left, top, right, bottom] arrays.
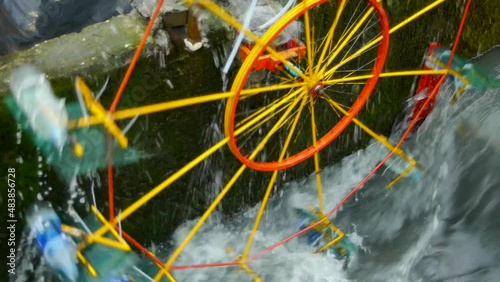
[[0, 12, 152, 94]]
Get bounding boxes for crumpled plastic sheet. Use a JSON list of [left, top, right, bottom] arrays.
[[132, 0, 302, 46], [225, 0, 302, 46]]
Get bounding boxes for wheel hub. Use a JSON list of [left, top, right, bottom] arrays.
[[310, 82, 324, 98]]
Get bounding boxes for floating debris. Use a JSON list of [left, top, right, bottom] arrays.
[[9, 65, 69, 152]]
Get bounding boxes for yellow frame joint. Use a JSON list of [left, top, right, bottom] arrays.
[[75, 77, 129, 148], [226, 246, 262, 281]]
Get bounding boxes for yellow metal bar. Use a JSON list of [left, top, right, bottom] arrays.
[[306, 205, 346, 254], [242, 82, 307, 99], [303, 2, 315, 77], [226, 247, 262, 281], [68, 82, 306, 129], [308, 98, 325, 214], [315, 233, 344, 254], [239, 84, 309, 136], [325, 98, 424, 189], [239, 101, 293, 138], [427, 55, 467, 81], [240, 262, 262, 282], [76, 233, 129, 253], [91, 205, 130, 251], [386, 162, 415, 189], [77, 236, 94, 251], [424, 55, 470, 104], [332, 101, 421, 188], [156, 91, 307, 279], [322, 96, 422, 181], [237, 85, 299, 130], [381, 69, 448, 77], [61, 224, 85, 237], [68, 91, 234, 129], [322, 0, 446, 80], [242, 95, 309, 261], [307, 205, 342, 234], [77, 250, 98, 277], [154, 173, 242, 279], [94, 139, 227, 240], [75, 77, 128, 148], [427, 55, 470, 101], [317, 5, 374, 78], [91, 236, 131, 251], [322, 69, 449, 85], [314, 0, 346, 77], [193, 0, 310, 82], [387, 0, 446, 39], [449, 81, 469, 104], [92, 88, 306, 242], [164, 271, 177, 282]]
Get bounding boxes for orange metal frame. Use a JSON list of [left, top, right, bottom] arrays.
[[239, 38, 307, 72], [71, 0, 473, 277]]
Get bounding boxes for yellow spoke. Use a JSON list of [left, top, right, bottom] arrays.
[[322, 35, 380, 82], [238, 100, 294, 138], [328, 0, 364, 56], [329, 2, 380, 68], [242, 94, 309, 261], [90, 87, 306, 241], [237, 100, 292, 131], [242, 81, 307, 99], [323, 57, 377, 86], [238, 85, 300, 128], [321, 95, 422, 177], [311, 24, 317, 73], [68, 82, 306, 129], [308, 97, 324, 213], [314, 0, 347, 77], [322, 69, 449, 85], [237, 87, 305, 132], [317, 6, 374, 78], [157, 83, 306, 277], [303, 1, 315, 76], [321, 0, 446, 79]]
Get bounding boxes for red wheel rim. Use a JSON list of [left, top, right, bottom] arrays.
[[226, 0, 390, 171]]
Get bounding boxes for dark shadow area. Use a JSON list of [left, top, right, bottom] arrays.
[[0, 0, 132, 55]]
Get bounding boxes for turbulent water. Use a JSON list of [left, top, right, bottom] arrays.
[[12, 74, 500, 281], [158, 81, 500, 282]]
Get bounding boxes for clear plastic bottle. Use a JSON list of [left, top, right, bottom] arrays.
[[26, 205, 79, 281], [9, 65, 68, 151]]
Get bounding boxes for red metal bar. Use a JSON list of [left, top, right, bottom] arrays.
[[104, 0, 473, 272], [106, 0, 165, 222], [249, 0, 472, 261]]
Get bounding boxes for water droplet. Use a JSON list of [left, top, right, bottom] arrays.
[[166, 79, 174, 89]]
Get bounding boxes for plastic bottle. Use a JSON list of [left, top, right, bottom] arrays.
[[26, 205, 79, 282], [9, 65, 69, 151]]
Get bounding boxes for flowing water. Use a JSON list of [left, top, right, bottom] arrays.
[[10, 61, 500, 282], [3, 1, 500, 280], [156, 81, 500, 282]]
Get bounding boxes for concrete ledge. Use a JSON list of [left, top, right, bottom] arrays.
[[0, 12, 153, 95]]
